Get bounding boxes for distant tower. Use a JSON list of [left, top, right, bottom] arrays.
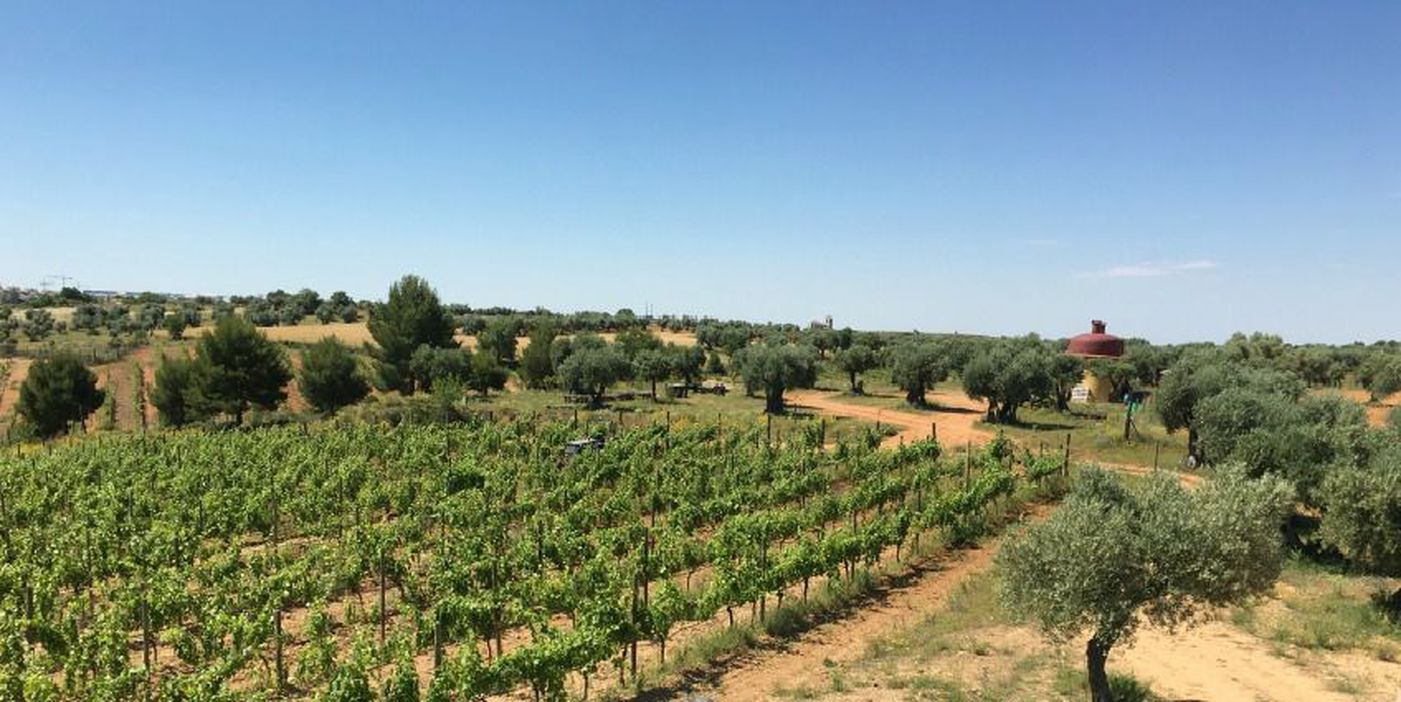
[[825, 315, 833, 329]]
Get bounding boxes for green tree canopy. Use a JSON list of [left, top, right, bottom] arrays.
[[1361, 354, 1401, 402], [615, 328, 663, 360], [408, 344, 473, 393], [671, 344, 706, 387], [476, 316, 522, 367], [162, 313, 188, 340], [188, 316, 292, 425], [999, 468, 1292, 702], [151, 355, 196, 427], [1156, 351, 1306, 462], [889, 341, 947, 406], [368, 275, 457, 393], [733, 344, 818, 414], [1318, 436, 1401, 609], [961, 338, 1057, 423], [518, 321, 560, 389], [835, 344, 879, 395], [633, 348, 673, 398], [558, 345, 632, 407], [300, 337, 370, 414], [466, 351, 509, 396], [16, 353, 105, 437]]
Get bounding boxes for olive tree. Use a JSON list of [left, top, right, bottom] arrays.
[[633, 348, 673, 399], [466, 351, 509, 396], [1000, 468, 1292, 702], [1157, 353, 1305, 463], [558, 345, 631, 407], [22, 309, 54, 341], [961, 340, 1055, 423], [1316, 436, 1401, 611], [476, 316, 522, 366], [162, 313, 188, 340], [733, 344, 818, 414], [835, 344, 879, 395], [16, 353, 105, 437], [1362, 354, 1401, 402], [670, 344, 706, 387], [889, 342, 946, 406], [408, 345, 473, 393]]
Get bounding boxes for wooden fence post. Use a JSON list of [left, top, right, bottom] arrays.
[[1062, 432, 1071, 477]]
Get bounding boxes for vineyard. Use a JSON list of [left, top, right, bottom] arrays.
[[0, 416, 1066, 702]]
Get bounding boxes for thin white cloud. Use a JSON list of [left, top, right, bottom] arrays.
[[1017, 238, 1061, 247], [1080, 260, 1220, 279]]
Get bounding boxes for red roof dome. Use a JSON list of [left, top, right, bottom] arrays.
[[1066, 320, 1124, 358]]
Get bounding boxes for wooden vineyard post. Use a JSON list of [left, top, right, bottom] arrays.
[[1062, 433, 1071, 477], [1153, 441, 1161, 471], [766, 413, 772, 445], [964, 440, 972, 488], [434, 610, 444, 673], [379, 552, 388, 644], [931, 422, 937, 442], [274, 607, 285, 693]]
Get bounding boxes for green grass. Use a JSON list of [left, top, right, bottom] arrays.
[[1233, 557, 1401, 658], [1051, 667, 1161, 702], [976, 403, 1190, 470]]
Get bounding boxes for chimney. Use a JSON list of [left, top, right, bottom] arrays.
[[1091, 320, 1106, 334]]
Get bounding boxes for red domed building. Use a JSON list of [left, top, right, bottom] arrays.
[[1067, 320, 1124, 358], [1066, 320, 1123, 402]]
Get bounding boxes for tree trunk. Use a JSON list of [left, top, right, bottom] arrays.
[[849, 371, 859, 394], [765, 388, 784, 415], [1086, 636, 1113, 702]]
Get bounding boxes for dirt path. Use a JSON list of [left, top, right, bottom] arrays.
[[671, 507, 1049, 702], [787, 389, 992, 450], [0, 358, 31, 432], [1121, 619, 1401, 702], [1318, 388, 1398, 429]]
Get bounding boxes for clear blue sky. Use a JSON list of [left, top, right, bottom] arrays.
[[2, 2, 1397, 343]]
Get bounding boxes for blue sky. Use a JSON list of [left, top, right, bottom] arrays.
[[2, 2, 1397, 343]]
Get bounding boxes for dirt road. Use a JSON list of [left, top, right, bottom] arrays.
[[677, 529, 1021, 701], [787, 389, 992, 450]]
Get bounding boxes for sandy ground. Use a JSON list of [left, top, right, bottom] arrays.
[[689, 543, 1005, 701], [1121, 619, 1401, 702], [1317, 388, 1398, 428], [787, 389, 993, 450], [0, 358, 31, 435]]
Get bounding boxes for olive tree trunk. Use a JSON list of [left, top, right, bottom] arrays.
[[1086, 635, 1113, 702]]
